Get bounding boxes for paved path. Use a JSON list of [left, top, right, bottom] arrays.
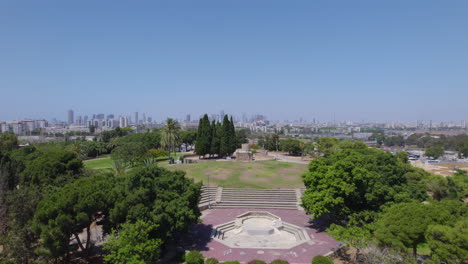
[[182, 208, 339, 264]]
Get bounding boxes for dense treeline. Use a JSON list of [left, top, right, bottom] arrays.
[[374, 133, 468, 158], [302, 139, 468, 263], [0, 132, 201, 263], [195, 114, 237, 158]]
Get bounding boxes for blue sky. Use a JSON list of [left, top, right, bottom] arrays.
[[1, 0, 467, 122]]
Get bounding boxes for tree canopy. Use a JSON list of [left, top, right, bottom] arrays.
[[302, 141, 428, 221]]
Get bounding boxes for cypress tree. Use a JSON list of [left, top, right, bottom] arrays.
[[220, 115, 231, 157], [229, 116, 237, 153], [209, 120, 220, 157], [195, 114, 211, 157]]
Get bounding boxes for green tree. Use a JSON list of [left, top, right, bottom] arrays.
[[161, 118, 181, 157], [375, 201, 467, 256], [109, 164, 201, 245], [103, 220, 162, 264], [426, 219, 468, 264], [229, 116, 237, 154], [195, 114, 211, 157], [316, 137, 339, 157], [220, 115, 233, 157], [180, 130, 197, 146], [111, 142, 147, 166], [374, 202, 433, 255], [185, 250, 204, 264], [0, 132, 18, 153], [2, 186, 42, 263], [20, 150, 83, 187], [280, 138, 302, 156], [425, 146, 444, 159], [32, 174, 115, 260], [302, 143, 426, 222], [210, 120, 220, 157]]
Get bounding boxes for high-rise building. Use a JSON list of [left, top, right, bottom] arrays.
[[96, 114, 105, 120], [147, 117, 152, 123], [67, 110, 74, 125], [83, 116, 89, 126], [107, 114, 114, 119], [119, 116, 129, 127], [134, 112, 139, 125], [142, 113, 146, 123], [186, 114, 191, 123], [76, 116, 82, 125]]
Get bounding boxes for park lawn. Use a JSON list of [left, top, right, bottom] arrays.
[[83, 152, 189, 170], [163, 160, 307, 189], [83, 155, 113, 169]]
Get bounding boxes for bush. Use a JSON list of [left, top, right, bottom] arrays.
[[206, 258, 219, 264], [312, 256, 333, 264], [271, 260, 289, 264], [185, 250, 204, 264], [248, 261, 267, 264]]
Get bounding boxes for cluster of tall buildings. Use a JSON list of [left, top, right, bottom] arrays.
[[0, 119, 48, 135], [67, 110, 152, 129]]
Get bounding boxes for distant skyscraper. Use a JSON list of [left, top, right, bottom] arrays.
[[119, 116, 128, 127], [142, 113, 146, 123], [96, 114, 105, 120], [147, 117, 152, 123], [67, 110, 74, 125], [186, 114, 191, 123], [134, 112, 139, 125], [83, 116, 88, 125], [107, 114, 114, 119], [76, 116, 82, 125]]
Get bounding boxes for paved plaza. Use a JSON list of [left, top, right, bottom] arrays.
[[182, 208, 339, 264]]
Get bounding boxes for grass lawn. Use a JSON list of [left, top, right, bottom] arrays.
[[162, 160, 307, 189], [83, 155, 113, 169], [83, 152, 189, 170]]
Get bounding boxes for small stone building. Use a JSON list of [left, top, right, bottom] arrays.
[[236, 143, 253, 161]]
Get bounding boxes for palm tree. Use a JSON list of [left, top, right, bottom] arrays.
[[161, 118, 181, 159]]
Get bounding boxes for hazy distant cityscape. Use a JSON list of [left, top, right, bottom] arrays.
[[1, 109, 467, 138]]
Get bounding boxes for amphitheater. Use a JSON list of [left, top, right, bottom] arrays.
[[182, 186, 339, 264]]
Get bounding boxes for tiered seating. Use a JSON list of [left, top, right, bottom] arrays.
[[198, 186, 218, 210], [212, 188, 299, 210]]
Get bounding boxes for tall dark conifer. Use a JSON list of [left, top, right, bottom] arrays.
[[229, 116, 237, 153], [220, 115, 231, 157], [195, 114, 211, 157], [209, 120, 220, 157]]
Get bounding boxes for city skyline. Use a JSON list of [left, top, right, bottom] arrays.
[[1, 1, 468, 121]]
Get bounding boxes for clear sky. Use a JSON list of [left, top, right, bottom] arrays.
[[1, 0, 467, 122]]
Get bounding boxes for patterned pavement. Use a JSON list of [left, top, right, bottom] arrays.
[[181, 209, 339, 264]]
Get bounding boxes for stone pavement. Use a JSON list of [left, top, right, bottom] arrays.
[[182, 208, 339, 264]]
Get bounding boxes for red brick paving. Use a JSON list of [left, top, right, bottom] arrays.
[[182, 209, 339, 264]]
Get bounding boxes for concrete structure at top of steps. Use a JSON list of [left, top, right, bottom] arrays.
[[199, 187, 305, 210]]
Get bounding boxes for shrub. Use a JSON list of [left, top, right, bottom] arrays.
[[185, 250, 204, 264], [271, 260, 289, 264], [248, 260, 267, 264], [312, 256, 333, 264], [206, 258, 220, 264]]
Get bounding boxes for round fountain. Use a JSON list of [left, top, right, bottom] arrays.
[[211, 211, 311, 249]]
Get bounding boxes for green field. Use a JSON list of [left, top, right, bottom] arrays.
[[84, 155, 308, 188], [83, 155, 113, 169], [163, 160, 307, 189], [83, 152, 188, 170]]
